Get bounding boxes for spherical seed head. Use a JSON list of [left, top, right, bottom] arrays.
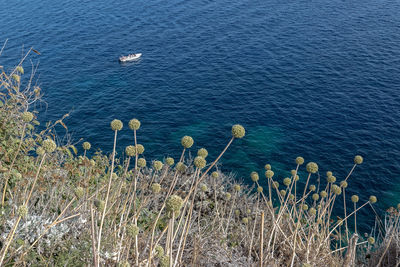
[[326, 171, 333, 177], [111, 119, 123, 131], [165, 157, 174, 166], [309, 184, 316, 191], [351, 195, 359, 203], [280, 189, 286, 196], [211, 171, 219, 178], [242, 217, 249, 224], [128, 118, 141, 130], [309, 207, 316, 216], [264, 164, 271, 170], [36, 147, 45, 156], [137, 158, 146, 168], [251, 171, 259, 182], [294, 175, 299, 181], [153, 160, 163, 171], [368, 237, 375, 245], [232, 124, 245, 138], [225, 192, 232, 200], [295, 157, 305, 165], [340, 180, 348, 188], [126, 224, 139, 237], [312, 193, 319, 201], [200, 184, 208, 192], [166, 195, 183, 213], [369, 195, 377, 204], [354, 155, 363, 165], [74, 186, 85, 199], [181, 136, 194, 148], [257, 186, 263, 193], [125, 145, 136, 157], [151, 183, 161, 194], [16, 65, 24, 74], [289, 194, 295, 201], [265, 170, 274, 179], [233, 184, 241, 192], [17, 205, 28, 218], [118, 261, 130, 267], [22, 111, 33, 122], [112, 173, 118, 180], [155, 245, 164, 258], [302, 204, 309, 211], [194, 156, 206, 169], [136, 144, 145, 154], [306, 162, 318, 173], [320, 190, 327, 198], [83, 141, 91, 151], [332, 185, 341, 195], [327, 175, 336, 183], [235, 209, 240, 216], [42, 138, 56, 153], [197, 148, 208, 158], [246, 209, 251, 214], [12, 74, 20, 83], [160, 255, 169, 267], [176, 162, 187, 173], [283, 177, 291, 187], [272, 181, 279, 189]]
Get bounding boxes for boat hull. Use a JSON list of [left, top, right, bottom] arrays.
[[119, 53, 142, 62]]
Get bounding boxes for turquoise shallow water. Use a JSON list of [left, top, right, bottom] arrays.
[[1, 0, 400, 230]]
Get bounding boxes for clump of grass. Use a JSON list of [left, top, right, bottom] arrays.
[[0, 50, 396, 266]]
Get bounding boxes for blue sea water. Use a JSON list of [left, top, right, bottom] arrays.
[[1, 0, 400, 231]]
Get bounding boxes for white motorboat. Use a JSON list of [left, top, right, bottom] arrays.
[[119, 53, 142, 62]]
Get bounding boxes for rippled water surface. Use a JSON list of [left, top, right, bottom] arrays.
[[1, 0, 400, 229]]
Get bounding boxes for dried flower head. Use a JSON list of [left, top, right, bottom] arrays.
[[265, 170, 274, 179], [312, 193, 319, 201], [309, 207, 316, 216], [225, 192, 232, 200], [151, 183, 161, 194], [320, 191, 327, 198], [137, 158, 146, 168], [294, 175, 299, 181], [233, 184, 241, 192], [368, 237, 375, 245], [194, 156, 206, 169], [125, 145, 136, 157], [351, 195, 359, 203], [302, 204, 309, 211], [354, 155, 363, 165], [200, 184, 208, 192], [251, 171, 259, 182], [272, 181, 279, 189], [306, 162, 318, 173], [235, 209, 240, 216], [83, 141, 91, 151], [153, 160, 163, 171], [242, 217, 249, 224], [296, 157, 305, 165], [94, 199, 105, 212], [166, 195, 183, 213], [165, 157, 174, 166], [232, 124, 245, 138], [155, 245, 164, 257], [369, 195, 377, 204], [257, 186, 263, 193], [264, 164, 271, 170], [22, 111, 33, 123], [12, 74, 20, 83], [327, 175, 336, 183], [181, 136, 194, 148], [128, 118, 141, 130], [43, 138, 56, 153], [280, 189, 286, 196], [283, 177, 291, 187], [36, 147, 45, 156], [309, 184, 316, 191], [111, 119, 123, 131], [126, 224, 139, 237], [340, 180, 348, 188], [326, 171, 333, 177], [211, 171, 219, 178], [176, 162, 187, 173], [197, 148, 208, 158], [17, 205, 28, 218], [332, 184, 341, 195], [160, 255, 169, 267], [136, 144, 145, 154], [16, 65, 24, 74]]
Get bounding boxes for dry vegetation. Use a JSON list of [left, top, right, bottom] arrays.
[[0, 50, 399, 266]]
